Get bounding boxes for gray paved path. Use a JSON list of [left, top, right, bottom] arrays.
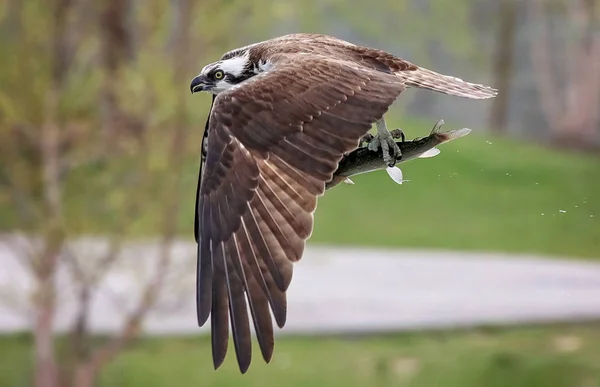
[[1, 238, 599, 335]]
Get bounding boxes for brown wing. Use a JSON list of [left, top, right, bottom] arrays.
[[262, 34, 498, 99], [195, 54, 406, 373]]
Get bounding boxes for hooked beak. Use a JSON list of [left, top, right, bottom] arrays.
[[190, 75, 210, 93]]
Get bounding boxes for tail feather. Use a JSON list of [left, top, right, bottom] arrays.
[[399, 67, 498, 99]]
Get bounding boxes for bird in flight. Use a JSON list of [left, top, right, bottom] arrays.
[[190, 33, 497, 373]]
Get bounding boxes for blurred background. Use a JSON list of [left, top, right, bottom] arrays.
[[0, 0, 599, 386]]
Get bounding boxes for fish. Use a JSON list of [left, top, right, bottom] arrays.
[[326, 119, 472, 189]]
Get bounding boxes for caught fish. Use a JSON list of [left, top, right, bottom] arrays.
[[326, 119, 471, 189]]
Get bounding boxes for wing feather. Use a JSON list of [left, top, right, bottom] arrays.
[[241, 209, 288, 326], [221, 240, 252, 373], [196, 53, 406, 373], [229, 228, 275, 362], [210, 252, 229, 369]]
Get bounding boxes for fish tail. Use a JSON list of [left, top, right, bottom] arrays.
[[433, 127, 472, 145], [429, 119, 472, 144], [444, 128, 472, 142], [417, 127, 471, 159]]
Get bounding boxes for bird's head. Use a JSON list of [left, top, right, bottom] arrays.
[[190, 49, 256, 95]]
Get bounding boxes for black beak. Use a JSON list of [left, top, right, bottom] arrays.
[[190, 75, 209, 93]]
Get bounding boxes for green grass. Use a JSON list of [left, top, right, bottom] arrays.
[[2, 119, 599, 258], [308, 125, 600, 258], [2, 324, 600, 387]]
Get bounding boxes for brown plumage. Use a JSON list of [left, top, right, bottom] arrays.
[[191, 33, 497, 373]]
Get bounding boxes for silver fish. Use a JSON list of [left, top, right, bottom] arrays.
[[326, 120, 471, 189]]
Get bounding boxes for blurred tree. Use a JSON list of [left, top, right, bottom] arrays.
[[0, 0, 23, 37], [528, 0, 600, 149], [31, 0, 75, 386], [0, 1, 515, 386], [99, 0, 136, 146], [490, 0, 517, 134], [0, 0, 278, 386]]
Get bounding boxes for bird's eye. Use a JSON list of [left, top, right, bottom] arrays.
[[214, 70, 224, 80]]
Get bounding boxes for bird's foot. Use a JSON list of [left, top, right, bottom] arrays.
[[367, 130, 402, 167], [361, 128, 404, 146]]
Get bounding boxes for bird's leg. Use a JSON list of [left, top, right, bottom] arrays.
[[367, 118, 403, 167]]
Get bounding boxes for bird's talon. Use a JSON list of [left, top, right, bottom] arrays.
[[388, 138, 402, 163], [390, 129, 405, 142], [367, 130, 403, 165]]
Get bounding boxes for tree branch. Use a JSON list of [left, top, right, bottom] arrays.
[[84, 235, 174, 374]]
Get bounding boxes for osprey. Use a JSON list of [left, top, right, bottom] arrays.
[[190, 33, 497, 373]]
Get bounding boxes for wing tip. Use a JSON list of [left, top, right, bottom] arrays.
[[236, 355, 252, 374], [196, 280, 212, 327], [213, 354, 226, 371], [197, 307, 210, 327], [260, 346, 274, 364], [273, 304, 287, 328], [211, 334, 228, 371]]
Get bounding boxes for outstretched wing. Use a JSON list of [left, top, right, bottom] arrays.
[[195, 54, 406, 373]]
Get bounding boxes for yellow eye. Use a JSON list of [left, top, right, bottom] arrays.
[[214, 70, 224, 79]]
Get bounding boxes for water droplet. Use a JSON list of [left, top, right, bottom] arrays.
[[559, 210, 566, 213]]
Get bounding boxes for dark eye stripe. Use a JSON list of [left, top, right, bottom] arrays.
[[226, 74, 246, 84], [225, 69, 255, 84]]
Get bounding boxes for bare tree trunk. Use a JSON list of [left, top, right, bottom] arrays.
[[73, 363, 96, 387], [528, 0, 600, 149], [490, 0, 517, 134], [99, 0, 132, 146], [553, 0, 600, 148], [33, 1, 73, 386], [34, 70, 64, 387], [529, 0, 561, 127], [0, 0, 23, 37]]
